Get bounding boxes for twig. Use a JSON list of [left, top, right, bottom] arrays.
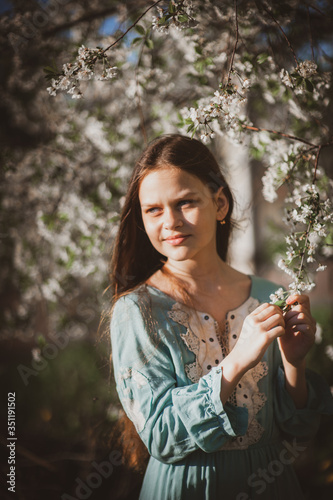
[[103, 0, 164, 54], [260, 2, 298, 67], [43, 6, 125, 38], [305, 2, 326, 16], [226, 0, 239, 85], [297, 220, 312, 282], [241, 124, 316, 147], [135, 41, 148, 145], [306, 6, 315, 61], [312, 144, 322, 183]]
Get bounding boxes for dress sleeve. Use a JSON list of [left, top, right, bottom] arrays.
[[110, 295, 248, 464], [273, 344, 333, 440]]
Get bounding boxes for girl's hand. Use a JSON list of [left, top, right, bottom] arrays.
[[230, 302, 285, 372], [220, 303, 285, 404], [278, 294, 316, 368]]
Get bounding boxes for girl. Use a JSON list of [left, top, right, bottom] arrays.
[[110, 134, 332, 499]]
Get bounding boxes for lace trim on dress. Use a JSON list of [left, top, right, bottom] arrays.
[[168, 298, 268, 449], [168, 306, 207, 382]]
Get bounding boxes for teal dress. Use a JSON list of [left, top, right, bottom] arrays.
[[110, 276, 333, 500]]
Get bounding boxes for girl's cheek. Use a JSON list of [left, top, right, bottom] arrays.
[[144, 220, 160, 238]]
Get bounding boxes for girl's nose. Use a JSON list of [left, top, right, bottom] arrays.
[[163, 208, 183, 230]]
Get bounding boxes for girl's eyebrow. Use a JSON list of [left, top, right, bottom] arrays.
[[140, 190, 200, 208]]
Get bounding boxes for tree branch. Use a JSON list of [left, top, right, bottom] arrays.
[[103, 0, 164, 54], [306, 6, 315, 61], [259, 2, 298, 67], [226, 0, 239, 85], [43, 6, 121, 38], [241, 124, 316, 146], [312, 144, 322, 183], [135, 40, 148, 145]]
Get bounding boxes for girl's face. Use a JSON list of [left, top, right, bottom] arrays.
[[138, 166, 229, 264]]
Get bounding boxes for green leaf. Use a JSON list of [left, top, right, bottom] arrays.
[[294, 76, 303, 86], [169, 1, 176, 14], [43, 66, 57, 73], [305, 79, 314, 93], [131, 37, 143, 46], [250, 146, 264, 161], [187, 123, 195, 133], [145, 38, 154, 49], [274, 300, 286, 309], [257, 53, 269, 65], [135, 24, 145, 35], [37, 334, 47, 348], [178, 14, 189, 23], [158, 16, 167, 25]]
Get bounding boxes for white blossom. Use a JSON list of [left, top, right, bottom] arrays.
[[297, 60, 317, 78]]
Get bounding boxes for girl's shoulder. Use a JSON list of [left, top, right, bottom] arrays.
[[111, 283, 175, 319], [110, 285, 177, 347]]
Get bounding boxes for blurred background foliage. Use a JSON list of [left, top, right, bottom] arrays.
[[0, 0, 332, 498]]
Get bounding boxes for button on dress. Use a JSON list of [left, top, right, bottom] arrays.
[[110, 276, 333, 500]]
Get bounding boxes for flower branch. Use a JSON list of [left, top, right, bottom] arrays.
[[103, 0, 164, 53], [226, 0, 239, 85], [258, 1, 298, 67]]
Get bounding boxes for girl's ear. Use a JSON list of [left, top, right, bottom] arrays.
[[214, 187, 229, 221]]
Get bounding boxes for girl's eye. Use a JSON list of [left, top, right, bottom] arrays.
[[178, 199, 195, 207], [146, 207, 161, 214], [145, 199, 197, 215]]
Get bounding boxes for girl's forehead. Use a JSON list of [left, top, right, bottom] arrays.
[[139, 166, 206, 193]]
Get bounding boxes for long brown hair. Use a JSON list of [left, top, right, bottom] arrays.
[[109, 134, 235, 471], [110, 134, 234, 297]]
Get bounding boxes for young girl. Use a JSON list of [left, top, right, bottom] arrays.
[[110, 134, 333, 499]]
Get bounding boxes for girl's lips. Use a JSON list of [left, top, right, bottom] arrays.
[[165, 235, 190, 246]]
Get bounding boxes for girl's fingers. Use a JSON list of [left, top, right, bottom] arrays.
[[285, 309, 312, 323], [253, 303, 284, 321], [262, 312, 285, 330], [289, 323, 316, 337], [286, 294, 310, 310], [285, 308, 316, 329], [252, 302, 270, 316], [267, 324, 285, 339]]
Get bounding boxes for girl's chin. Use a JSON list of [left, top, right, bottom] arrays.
[[159, 248, 195, 262]]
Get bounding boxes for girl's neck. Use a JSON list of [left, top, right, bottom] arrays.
[[162, 254, 236, 296]]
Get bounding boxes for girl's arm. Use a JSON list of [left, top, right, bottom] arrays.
[[219, 302, 285, 404], [278, 294, 316, 409], [110, 294, 249, 464]]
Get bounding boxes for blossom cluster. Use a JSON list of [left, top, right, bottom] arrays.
[[179, 81, 249, 143], [47, 45, 117, 99], [279, 59, 321, 98], [273, 178, 332, 295], [152, 0, 195, 32], [261, 143, 305, 203]]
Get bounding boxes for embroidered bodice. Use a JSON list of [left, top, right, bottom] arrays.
[[167, 296, 268, 449]]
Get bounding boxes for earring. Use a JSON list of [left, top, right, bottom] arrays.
[[219, 219, 226, 225]]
